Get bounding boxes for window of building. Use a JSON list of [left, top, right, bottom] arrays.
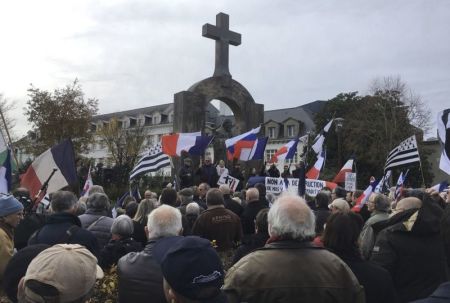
[[129, 118, 137, 128], [265, 149, 277, 162], [90, 124, 96, 132], [145, 116, 152, 126], [268, 127, 277, 139], [287, 125, 295, 137]]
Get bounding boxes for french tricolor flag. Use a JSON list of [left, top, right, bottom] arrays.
[[225, 126, 262, 161], [162, 132, 213, 157], [270, 138, 299, 163], [81, 166, 93, 197], [306, 151, 326, 180], [431, 181, 449, 193], [332, 158, 354, 184], [20, 139, 78, 201], [352, 179, 379, 212]]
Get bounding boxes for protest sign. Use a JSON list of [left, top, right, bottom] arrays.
[[217, 173, 240, 192], [345, 172, 357, 192]]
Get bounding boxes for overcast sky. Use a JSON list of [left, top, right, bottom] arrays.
[[1, 0, 449, 138]]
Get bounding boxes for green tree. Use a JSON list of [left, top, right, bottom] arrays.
[[24, 80, 98, 155]]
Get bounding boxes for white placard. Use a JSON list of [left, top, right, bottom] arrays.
[[345, 172, 357, 192]]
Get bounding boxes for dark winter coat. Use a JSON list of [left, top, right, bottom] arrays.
[[340, 255, 397, 303], [229, 168, 244, 191], [99, 237, 142, 269], [131, 220, 147, 247], [371, 198, 448, 303], [411, 282, 450, 303], [178, 165, 195, 189], [240, 200, 267, 235], [28, 212, 99, 256], [232, 232, 269, 265], [314, 207, 331, 235], [196, 164, 219, 187], [117, 239, 166, 303], [79, 210, 114, 249], [224, 240, 365, 303], [224, 194, 243, 216]]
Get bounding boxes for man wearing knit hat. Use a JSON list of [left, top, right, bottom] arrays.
[[0, 195, 24, 292]]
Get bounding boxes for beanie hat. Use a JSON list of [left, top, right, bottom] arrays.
[[0, 195, 24, 217]]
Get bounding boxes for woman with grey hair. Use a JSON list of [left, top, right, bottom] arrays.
[[99, 215, 142, 269], [132, 199, 156, 246]]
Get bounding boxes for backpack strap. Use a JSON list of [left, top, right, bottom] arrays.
[[87, 216, 106, 231]]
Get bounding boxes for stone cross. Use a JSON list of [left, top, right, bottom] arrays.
[[202, 12, 241, 77]]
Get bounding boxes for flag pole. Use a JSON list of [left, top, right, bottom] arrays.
[[416, 135, 427, 187], [0, 108, 19, 167]]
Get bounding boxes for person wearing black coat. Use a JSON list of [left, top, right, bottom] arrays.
[[267, 164, 280, 178], [178, 158, 195, 189], [28, 191, 99, 257], [313, 192, 331, 235], [99, 215, 142, 269], [229, 163, 245, 192], [371, 194, 448, 303], [196, 157, 219, 188], [219, 184, 243, 216], [232, 208, 269, 265], [240, 188, 268, 235], [323, 211, 397, 303]]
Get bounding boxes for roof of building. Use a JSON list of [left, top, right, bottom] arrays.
[[264, 105, 316, 132]]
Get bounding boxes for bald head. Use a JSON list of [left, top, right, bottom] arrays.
[[395, 197, 422, 212], [268, 193, 316, 240], [246, 188, 259, 202]]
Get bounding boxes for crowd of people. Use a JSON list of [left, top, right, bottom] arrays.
[[1, 161, 450, 302]]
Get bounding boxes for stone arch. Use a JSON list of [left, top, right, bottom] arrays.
[[173, 76, 264, 135]]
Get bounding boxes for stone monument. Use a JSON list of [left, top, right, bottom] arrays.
[[173, 12, 264, 167]]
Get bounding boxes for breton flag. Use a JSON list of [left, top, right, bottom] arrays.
[[374, 170, 391, 194], [306, 151, 326, 180], [162, 132, 213, 157], [384, 135, 421, 171], [430, 181, 449, 193], [332, 158, 354, 184], [312, 119, 333, 155], [394, 169, 409, 201], [438, 109, 450, 175], [81, 166, 93, 197], [20, 139, 78, 200], [225, 126, 266, 161], [352, 179, 379, 212], [270, 138, 299, 163], [129, 143, 171, 180]]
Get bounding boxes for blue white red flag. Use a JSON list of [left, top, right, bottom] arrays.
[[162, 132, 212, 157], [430, 180, 449, 193], [394, 170, 409, 201], [352, 179, 379, 212], [81, 166, 93, 197], [225, 126, 263, 161], [20, 139, 78, 200], [312, 119, 333, 155], [332, 158, 354, 184], [270, 138, 299, 163], [306, 151, 326, 180]]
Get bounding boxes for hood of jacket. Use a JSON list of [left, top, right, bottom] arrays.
[[46, 212, 82, 227]]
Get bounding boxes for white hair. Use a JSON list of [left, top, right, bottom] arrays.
[[186, 202, 200, 216], [147, 205, 182, 238], [268, 193, 316, 240]]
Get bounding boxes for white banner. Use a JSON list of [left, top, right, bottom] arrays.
[[265, 177, 299, 194], [345, 172, 357, 192], [217, 173, 240, 192], [305, 179, 337, 197]]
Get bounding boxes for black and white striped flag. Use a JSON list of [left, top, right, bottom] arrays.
[[438, 109, 450, 175], [129, 143, 170, 180], [384, 135, 420, 171]]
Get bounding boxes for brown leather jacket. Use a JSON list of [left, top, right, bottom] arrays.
[[224, 240, 365, 303]]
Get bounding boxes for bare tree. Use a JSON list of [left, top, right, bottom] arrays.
[[0, 93, 17, 142], [369, 76, 432, 134]]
